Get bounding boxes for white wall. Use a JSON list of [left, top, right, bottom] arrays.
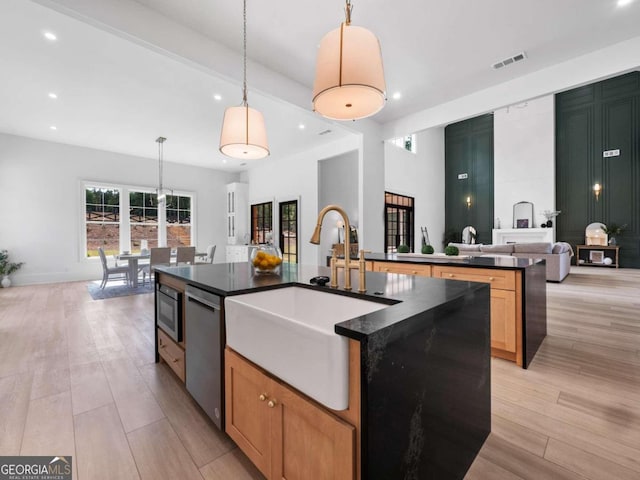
[[318, 151, 359, 261], [356, 120, 385, 253], [385, 128, 446, 251], [494, 95, 555, 229], [384, 36, 640, 140], [245, 135, 359, 265], [0, 133, 237, 285]]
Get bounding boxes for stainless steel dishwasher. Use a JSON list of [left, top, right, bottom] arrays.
[[185, 285, 224, 430]]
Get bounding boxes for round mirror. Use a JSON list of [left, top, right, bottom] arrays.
[[585, 222, 607, 246]]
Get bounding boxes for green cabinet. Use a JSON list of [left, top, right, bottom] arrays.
[[556, 72, 640, 267], [445, 114, 494, 244]]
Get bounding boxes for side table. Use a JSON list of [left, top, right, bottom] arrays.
[[576, 245, 619, 268]]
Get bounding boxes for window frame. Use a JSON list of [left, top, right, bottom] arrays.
[[278, 199, 299, 264], [80, 180, 196, 260], [389, 134, 417, 154], [84, 184, 122, 258], [251, 201, 273, 244], [384, 191, 415, 253]]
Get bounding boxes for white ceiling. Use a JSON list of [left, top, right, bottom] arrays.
[[133, 0, 640, 122], [0, 0, 353, 171], [1, 0, 640, 170]]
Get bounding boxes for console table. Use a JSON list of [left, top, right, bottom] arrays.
[[576, 245, 619, 268]]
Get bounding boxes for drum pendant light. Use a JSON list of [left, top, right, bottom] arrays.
[[313, 0, 386, 121], [219, 0, 269, 159]]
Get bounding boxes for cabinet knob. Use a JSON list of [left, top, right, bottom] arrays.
[[489, 277, 495, 281], [267, 399, 277, 408], [172, 358, 179, 363], [384, 268, 390, 272], [412, 271, 418, 275], [259, 394, 267, 402], [449, 273, 454, 278]]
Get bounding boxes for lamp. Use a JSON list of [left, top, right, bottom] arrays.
[[155, 136, 172, 204], [593, 183, 601, 201], [312, 0, 386, 120], [219, 0, 269, 159]]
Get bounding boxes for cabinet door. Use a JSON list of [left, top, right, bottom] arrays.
[[225, 349, 272, 478], [490, 289, 517, 353], [431, 266, 515, 290], [271, 381, 355, 480], [373, 262, 431, 277]]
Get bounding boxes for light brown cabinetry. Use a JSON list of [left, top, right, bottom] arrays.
[[225, 348, 355, 480], [431, 265, 522, 365], [373, 262, 432, 277], [431, 266, 515, 290], [373, 261, 523, 366], [157, 328, 186, 382]]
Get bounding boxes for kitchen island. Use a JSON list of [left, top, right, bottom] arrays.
[[154, 262, 491, 480], [333, 253, 547, 369]]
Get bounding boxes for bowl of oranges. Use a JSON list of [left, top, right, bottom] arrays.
[[250, 245, 283, 274]]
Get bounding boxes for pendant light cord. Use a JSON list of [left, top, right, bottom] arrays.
[[242, 0, 247, 105], [344, 0, 352, 25], [159, 139, 163, 193], [156, 136, 166, 199]]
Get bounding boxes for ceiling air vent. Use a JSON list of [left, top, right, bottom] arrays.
[[318, 129, 332, 136], [492, 51, 527, 70]]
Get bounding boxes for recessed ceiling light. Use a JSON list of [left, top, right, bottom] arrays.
[[49, 125, 57, 130], [392, 92, 402, 100], [618, 0, 633, 6], [213, 94, 222, 101], [298, 124, 305, 130], [48, 92, 58, 99], [43, 31, 57, 41]]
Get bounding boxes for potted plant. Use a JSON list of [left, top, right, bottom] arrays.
[[0, 250, 24, 288], [601, 223, 627, 245]]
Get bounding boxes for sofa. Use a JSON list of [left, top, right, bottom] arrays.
[[448, 242, 573, 282]]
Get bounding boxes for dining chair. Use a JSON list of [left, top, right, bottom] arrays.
[[206, 244, 216, 263], [140, 247, 171, 286], [196, 245, 216, 263], [196, 244, 216, 263], [176, 246, 196, 265], [98, 247, 129, 289]]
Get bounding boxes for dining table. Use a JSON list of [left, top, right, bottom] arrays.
[[117, 250, 206, 288]]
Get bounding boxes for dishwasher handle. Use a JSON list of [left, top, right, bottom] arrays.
[[185, 285, 220, 310]]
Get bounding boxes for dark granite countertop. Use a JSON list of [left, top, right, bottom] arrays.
[[344, 252, 542, 270], [154, 262, 489, 341]]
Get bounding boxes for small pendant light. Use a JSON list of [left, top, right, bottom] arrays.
[[219, 0, 269, 159], [156, 136, 168, 203], [313, 0, 386, 121]]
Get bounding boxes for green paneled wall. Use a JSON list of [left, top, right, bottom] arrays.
[[445, 114, 494, 244], [556, 71, 640, 268]]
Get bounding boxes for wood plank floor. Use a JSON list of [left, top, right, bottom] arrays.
[[0, 266, 638, 479]]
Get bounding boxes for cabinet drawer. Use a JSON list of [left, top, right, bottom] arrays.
[[432, 266, 515, 290], [158, 328, 185, 382], [374, 262, 431, 277]]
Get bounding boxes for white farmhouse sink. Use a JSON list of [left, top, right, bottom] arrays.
[[225, 286, 388, 410]]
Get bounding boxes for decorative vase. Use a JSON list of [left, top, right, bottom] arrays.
[[1, 275, 11, 288], [609, 237, 617, 245], [250, 244, 283, 274]]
